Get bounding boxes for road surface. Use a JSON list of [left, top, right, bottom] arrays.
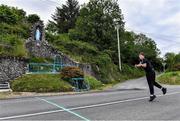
[[0, 77, 180, 120]]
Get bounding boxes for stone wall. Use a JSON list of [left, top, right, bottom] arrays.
[[79, 63, 95, 77], [0, 57, 27, 83], [26, 39, 57, 58], [0, 56, 94, 83]]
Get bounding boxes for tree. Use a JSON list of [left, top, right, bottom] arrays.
[[47, 0, 80, 33], [27, 14, 40, 24], [68, 0, 162, 69], [0, 5, 26, 24], [69, 0, 124, 51], [165, 52, 176, 70], [175, 53, 180, 64], [110, 31, 162, 70], [165, 52, 180, 71]]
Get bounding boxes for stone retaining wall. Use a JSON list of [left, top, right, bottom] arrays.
[[0, 57, 27, 83]]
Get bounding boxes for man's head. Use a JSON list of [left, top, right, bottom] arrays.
[[139, 52, 145, 60]]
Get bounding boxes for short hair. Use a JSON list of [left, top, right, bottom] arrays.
[[139, 52, 145, 56]]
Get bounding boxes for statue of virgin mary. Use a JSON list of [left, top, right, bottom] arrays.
[[35, 28, 41, 41]]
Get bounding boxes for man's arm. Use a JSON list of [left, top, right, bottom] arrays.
[[141, 63, 147, 68], [135, 63, 147, 68], [135, 64, 142, 67]]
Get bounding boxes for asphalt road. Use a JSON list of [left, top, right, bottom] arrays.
[[0, 77, 180, 120]]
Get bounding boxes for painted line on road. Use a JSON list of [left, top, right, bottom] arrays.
[[36, 97, 90, 121], [0, 109, 64, 120], [71, 91, 180, 110], [0, 91, 180, 120]]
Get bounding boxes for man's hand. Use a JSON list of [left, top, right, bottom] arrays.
[[135, 64, 137, 68], [135, 63, 147, 68], [135, 64, 142, 68]]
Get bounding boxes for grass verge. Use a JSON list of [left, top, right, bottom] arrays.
[[157, 71, 180, 85]]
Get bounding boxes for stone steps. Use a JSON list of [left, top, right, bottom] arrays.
[[0, 82, 10, 89]]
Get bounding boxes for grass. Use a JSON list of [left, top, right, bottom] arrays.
[[10, 74, 73, 92], [85, 75, 103, 89], [0, 92, 22, 99], [158, 71, 180, 85], [0, 35, 27, 57], [0, 22, 30, 57], [47, 33, 99, 63], [10, 74, 106, 93]]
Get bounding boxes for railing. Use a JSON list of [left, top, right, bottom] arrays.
[[0, 82, 10, 89], [27, 63, 72, 74]]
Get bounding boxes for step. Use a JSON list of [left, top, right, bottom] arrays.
[[0, 82, 10, 89]]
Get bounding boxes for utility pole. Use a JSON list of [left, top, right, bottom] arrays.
[[53, 55, 56, 73], [162, 62, 166, 72], [116, 24, 122, 71]]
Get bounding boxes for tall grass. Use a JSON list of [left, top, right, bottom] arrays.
[[158, 71, 180, 85]]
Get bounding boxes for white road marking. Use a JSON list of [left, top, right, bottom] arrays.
[[0, 91, 180, 120], [37, 97, 90, 121], [0, 90, 138, 104]]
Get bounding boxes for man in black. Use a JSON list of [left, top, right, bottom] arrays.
[[135, 52, 167, 101]]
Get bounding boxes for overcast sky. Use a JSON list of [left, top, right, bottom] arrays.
[[0, 0, 180, 57]]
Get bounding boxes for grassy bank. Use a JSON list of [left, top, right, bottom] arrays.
[[158, 71, 180, 85], [0, 22, 30, 58], [11, 74, 73, 92], [10, 74, 105, 92]]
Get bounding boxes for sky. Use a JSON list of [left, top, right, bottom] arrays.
[[0, 0, 180, 57]]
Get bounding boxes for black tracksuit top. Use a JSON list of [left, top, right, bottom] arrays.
[[140, 58, 154, 74]]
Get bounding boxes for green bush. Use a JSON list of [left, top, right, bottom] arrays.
[[0, 22, 30, 39], [61, 66, 84, 81], [172, 63, 180, 71], [0, 35, 27, 57], [11, 74, 73, 92], [92, 53, 117, 83], [121, 64, 145, 79], [85, 75, 102, 89], [158, 71, 180, 85]]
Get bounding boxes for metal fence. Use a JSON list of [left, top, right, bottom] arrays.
[[27, 55, 73, 74], [27, 63, 73, 74]]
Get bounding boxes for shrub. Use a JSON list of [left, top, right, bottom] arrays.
[[172, 63, 180, 71], [61, 66, 84, 81], [85, 75, 102, 89], [0, 35, 27, 57], [11, 74, 73, 92], [121, 64, 145, 79]]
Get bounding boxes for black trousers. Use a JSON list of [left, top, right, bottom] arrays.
[[146, 71, 162, 95]]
